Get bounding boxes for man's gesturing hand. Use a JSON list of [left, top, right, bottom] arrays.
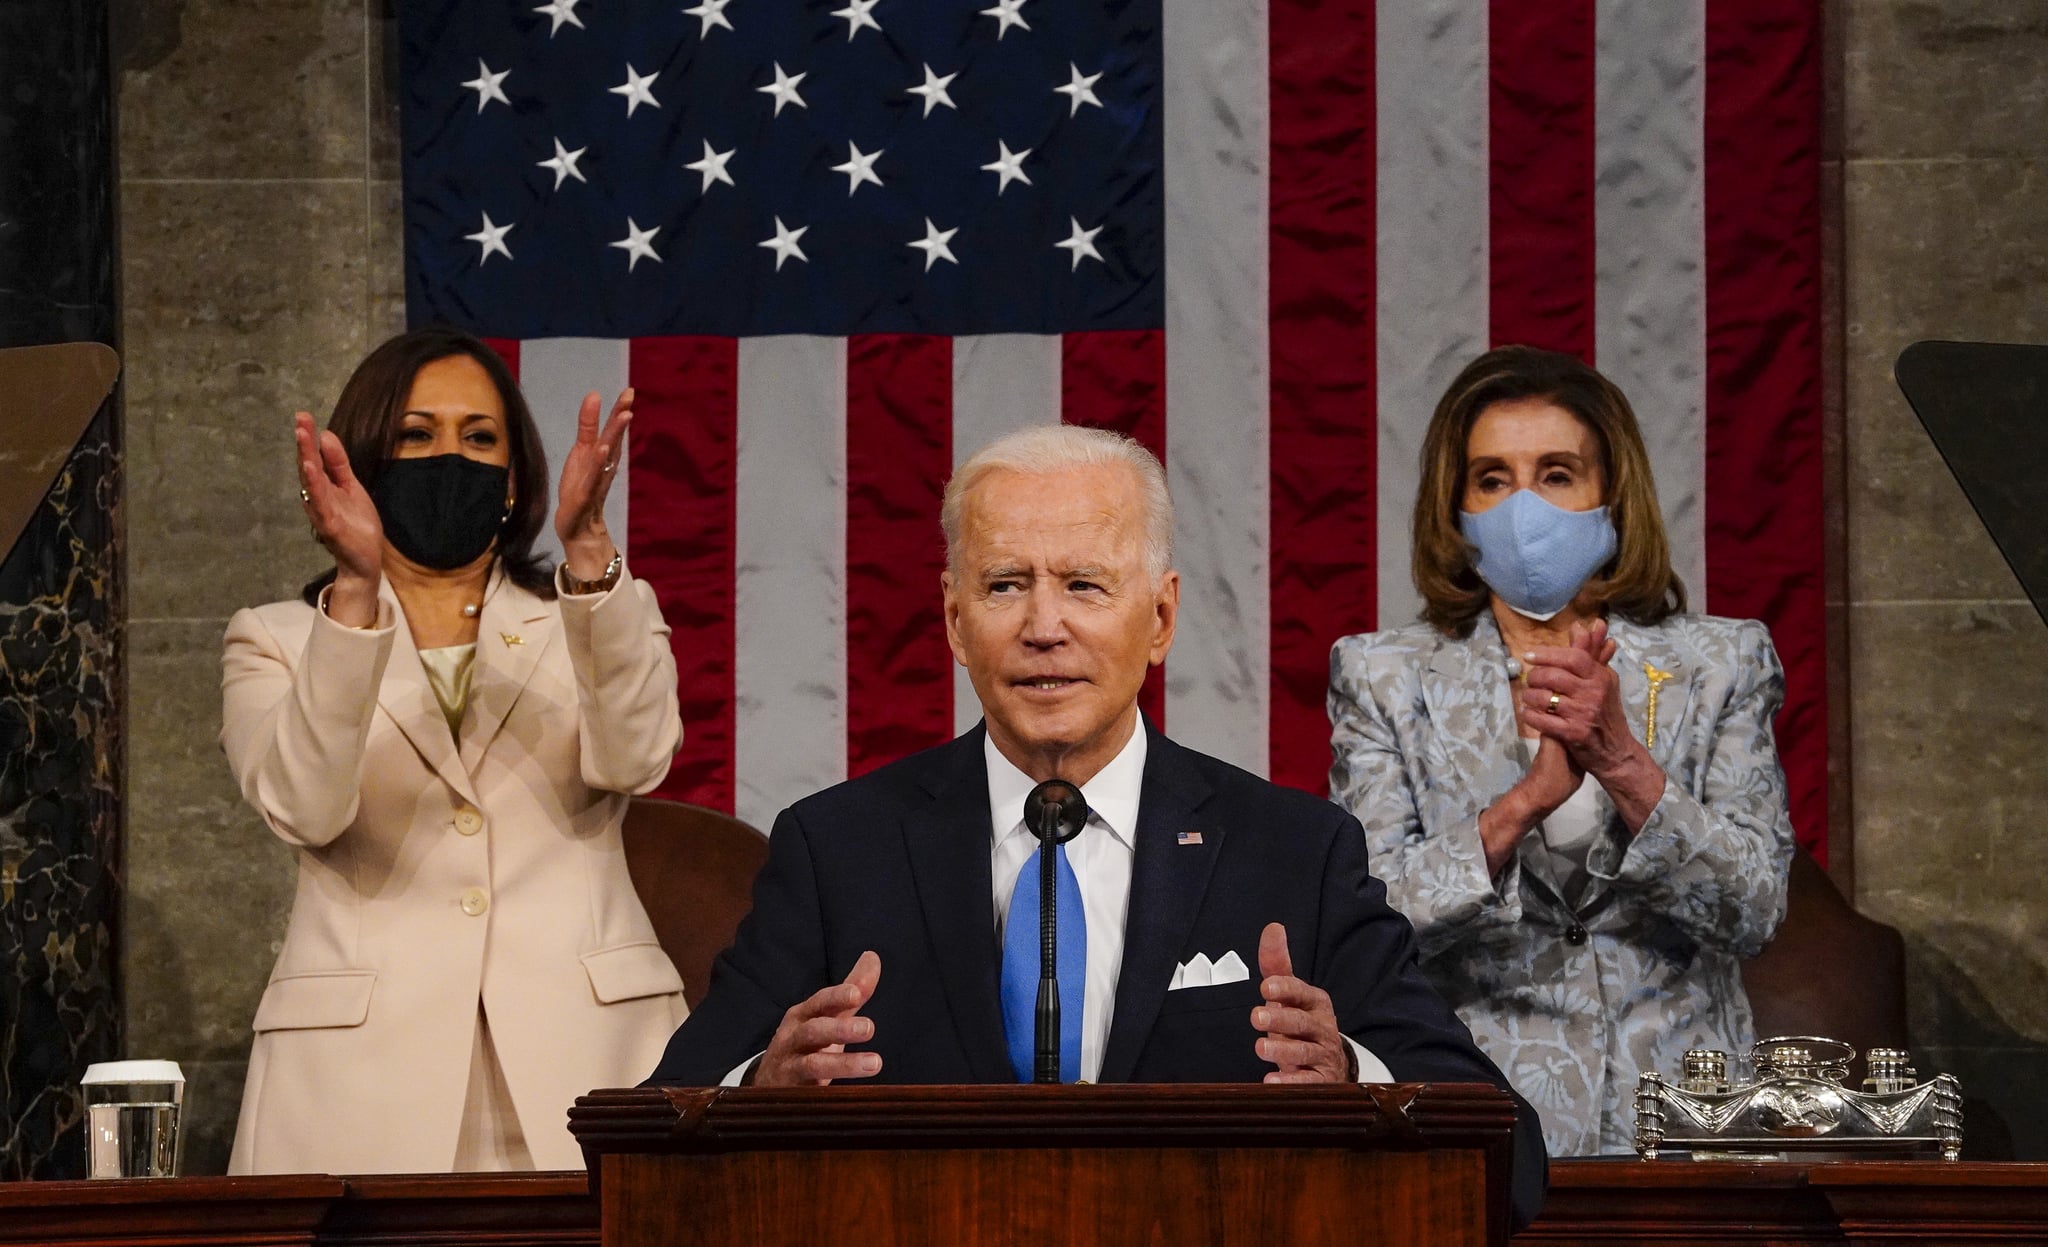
[[751, 951, 883, 1087], [1250, 922, 1354, 1084]]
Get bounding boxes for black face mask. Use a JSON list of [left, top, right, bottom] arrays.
[[371, 454, 512, 570]]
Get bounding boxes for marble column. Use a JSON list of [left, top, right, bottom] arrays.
[[0, 0, 126, 1181]]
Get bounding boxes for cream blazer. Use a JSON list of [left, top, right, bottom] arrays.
[[221, 566, 685, 1174]]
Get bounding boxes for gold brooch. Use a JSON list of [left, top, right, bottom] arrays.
[[500, 632, 524, 647], [1643, 662, 1677, 749]]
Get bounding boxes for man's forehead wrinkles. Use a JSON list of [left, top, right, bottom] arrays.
[[973, 564, 1116, 580]]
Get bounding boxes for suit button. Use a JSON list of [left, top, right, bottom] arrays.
[[1565, 923, 1587, 946], [460, 887, 489, 917], [454, 806, 484, 836]]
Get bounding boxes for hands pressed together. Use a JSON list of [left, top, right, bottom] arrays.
[[751, 923, 1356, 1086], [1480, 617, 1668, 874]]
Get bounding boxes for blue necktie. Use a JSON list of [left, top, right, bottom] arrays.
[[1001, 840, 1086, 1083]]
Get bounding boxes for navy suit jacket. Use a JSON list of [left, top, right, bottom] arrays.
[[647, 723, 1547, 1223]]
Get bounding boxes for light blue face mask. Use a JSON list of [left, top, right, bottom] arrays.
[[1458, 489, 1618, 621]]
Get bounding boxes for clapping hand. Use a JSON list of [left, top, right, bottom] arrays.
[[554, 388, 632, 582], [1519, 617, 1668, 830], [1521, 619, 1630, 777], [1250, 923, 1353, 1084], [295, 412, 382, 626], [751, 951, 884, 1087]]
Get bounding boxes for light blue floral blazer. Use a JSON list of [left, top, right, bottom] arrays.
[[1328, 612, 1795, 1156]]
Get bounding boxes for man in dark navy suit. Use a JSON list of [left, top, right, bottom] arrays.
[[647, 425, 1545, 1225]]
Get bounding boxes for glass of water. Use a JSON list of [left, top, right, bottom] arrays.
[[81, 1060, 185, 1178]]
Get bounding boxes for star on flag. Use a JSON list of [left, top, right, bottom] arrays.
[[1055, 217, 1105, 270], [759, 217, 810, 270], [460, 59, 510, 112], [908, 218, 959, 271], [610, 218, 661, 270], [464, 212, 513, 264], [609, 64, 661, 116]]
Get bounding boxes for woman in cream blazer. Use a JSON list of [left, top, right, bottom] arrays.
[[222, 329, 684, 1173]]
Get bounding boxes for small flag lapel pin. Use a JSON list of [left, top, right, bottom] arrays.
[[1177, 831, 1204, 846]]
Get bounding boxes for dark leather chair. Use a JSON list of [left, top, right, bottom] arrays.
[[622, 798, 770, 1010], [1741, 848, 1908, 1077]]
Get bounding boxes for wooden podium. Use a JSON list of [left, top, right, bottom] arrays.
[[570, 1083, 1518, 1247]]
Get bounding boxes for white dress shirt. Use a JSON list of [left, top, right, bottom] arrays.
[[1516, 737, 1605, 904], [985, 726, 1146, 1084]]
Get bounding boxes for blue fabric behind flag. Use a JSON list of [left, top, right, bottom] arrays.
[[399, 0, 1163, 338]]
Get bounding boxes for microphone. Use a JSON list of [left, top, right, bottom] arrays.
[[1024, 779, 1087, 845], [1023, 779, 1087, 1083]]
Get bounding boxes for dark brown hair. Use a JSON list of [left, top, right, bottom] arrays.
[[300, 327, 555, 604], [1411, 345, 1685, 636]]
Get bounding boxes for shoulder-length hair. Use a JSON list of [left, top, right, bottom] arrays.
[[300, 327, 555, 605], [1411, 345, 1684, 636]]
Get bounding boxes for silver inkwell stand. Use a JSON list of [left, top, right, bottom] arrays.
[[1635, 1037, 1962, 1161]]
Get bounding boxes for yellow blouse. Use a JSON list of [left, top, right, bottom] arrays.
[[417, 643, 477, 738]]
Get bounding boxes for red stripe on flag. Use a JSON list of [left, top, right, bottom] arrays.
[[845, 335, 955, 777], [1269, 0, 1376, 797], [1062, 330, 1167, 729], [1487, 0, 1597, 358], [1704, 1, 1827, 860], [480, 338, 519, 377], [627, 337, 739, 814]]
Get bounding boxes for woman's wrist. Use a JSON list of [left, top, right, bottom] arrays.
[[1478, 792, 1538, 875], [1591, 742, 1666, 832], [323, 571, 381, 629], [561, 536, 618, 585]]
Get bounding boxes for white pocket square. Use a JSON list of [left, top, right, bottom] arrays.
[[1168, 949, 1251, 991]]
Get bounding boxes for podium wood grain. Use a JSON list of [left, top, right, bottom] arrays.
[[571, 1083, 1518, 1247], [9, 1160, 2048, 1243]]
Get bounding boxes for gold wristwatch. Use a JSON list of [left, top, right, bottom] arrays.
[[562, 550, 623, 595]]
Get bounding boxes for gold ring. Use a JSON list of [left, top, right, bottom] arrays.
[[1547, 692, 1562, 712]]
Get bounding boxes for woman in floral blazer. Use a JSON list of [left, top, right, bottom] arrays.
[[1329, 346, 1796, 1155]]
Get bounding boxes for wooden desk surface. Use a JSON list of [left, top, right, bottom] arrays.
[[4, 1161, 2047, 1245]]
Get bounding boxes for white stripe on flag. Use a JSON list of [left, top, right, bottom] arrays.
[[1595, 0, 1709, 608], [735, 335, 848, 832], [1162, 0, 1270, 775], [517, 338, 629, 566], [1375, 0, 1491, 630], [950, 333, 1061, 738]]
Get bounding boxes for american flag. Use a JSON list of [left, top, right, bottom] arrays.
[[399, 0, 1827, 857]]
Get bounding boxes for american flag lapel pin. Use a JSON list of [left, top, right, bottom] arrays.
[[1177, 831, 1204, 846]]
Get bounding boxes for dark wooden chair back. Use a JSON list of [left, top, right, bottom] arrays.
[[622, 798, 770, 1010], [1741, 848, 1908, 1076]]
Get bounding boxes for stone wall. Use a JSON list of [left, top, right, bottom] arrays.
[[1837, 0, 2048, 1159], [115, 0, 403, 1175], [109, 0, 2048, 1171]]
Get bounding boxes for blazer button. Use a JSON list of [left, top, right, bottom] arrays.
[[460, 887, 489, 917], [454, 806, 484, 836], [1564, 923, 1587, 946]]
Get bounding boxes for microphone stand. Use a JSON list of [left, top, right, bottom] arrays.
[[1033, 797, 1061, 1085]]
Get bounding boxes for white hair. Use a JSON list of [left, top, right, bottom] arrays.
[[941, 424, 1175, 582]]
